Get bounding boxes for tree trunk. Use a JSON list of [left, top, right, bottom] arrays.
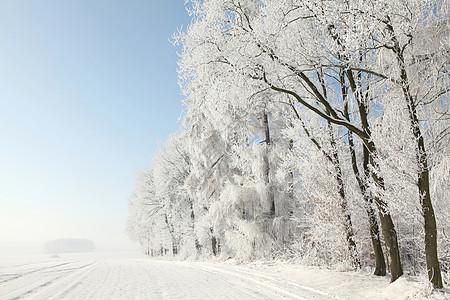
[[195, 239, 202, 253], [386, 19, 442, 288], [210, 228, 219, 256], [418, 139, 442, 288], [367, 203, 387, 275], [190, 200, 202, 254], [347, 121, 386, 275], [369, 155, 403, 282], [403, 65, 442, 288], [377, 208, 402, 281], [328, 122, 360, 269], [164, 213, 177, 257], [287, 138, 295, 207], [211, 236, 218, 256], [356, 154, 386, 275], [262, 111, 275, 216], [362, 146, 387, 276]]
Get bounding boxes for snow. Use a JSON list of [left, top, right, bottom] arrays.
[[234, 261, 450, 300], [0, 252, 448, 299]]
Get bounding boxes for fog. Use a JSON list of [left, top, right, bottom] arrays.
[[0, 205, 137, 255]]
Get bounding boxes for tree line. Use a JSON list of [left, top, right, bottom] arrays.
[[127, 0, 449, 288]]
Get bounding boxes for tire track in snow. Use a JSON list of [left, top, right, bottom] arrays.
[[0, 262, 95, 300], [185, 263, 343, 300], [188, 264, 308, 299], [88, 262, 121, 299], [33, 262, 100, 299], [0, 262, 73, 284], [142, 259, 297, 299], [139, 260, 311, 299]]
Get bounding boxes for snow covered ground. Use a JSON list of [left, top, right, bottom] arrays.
[[0, 251, 448, 299]]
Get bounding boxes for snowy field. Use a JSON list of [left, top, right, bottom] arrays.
[[0, 251, 448, 300]]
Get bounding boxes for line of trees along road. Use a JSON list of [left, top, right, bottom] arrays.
[[126, 0, 449, 288]]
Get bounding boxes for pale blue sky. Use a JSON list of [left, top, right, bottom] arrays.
[[0, 1, 191, 251]]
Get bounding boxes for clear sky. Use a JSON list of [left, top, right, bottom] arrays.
[[0, 1, 191, 252]]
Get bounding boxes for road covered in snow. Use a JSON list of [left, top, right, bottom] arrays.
[[0, 252, 448, 299]]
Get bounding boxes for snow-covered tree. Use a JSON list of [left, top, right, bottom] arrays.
[[127, 0, 449, 288]]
